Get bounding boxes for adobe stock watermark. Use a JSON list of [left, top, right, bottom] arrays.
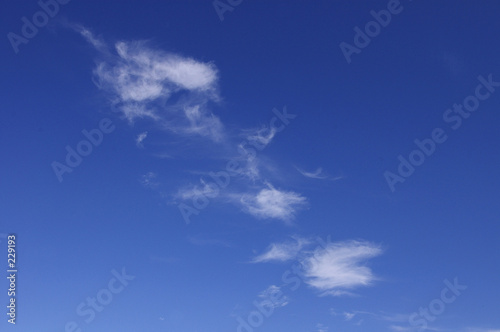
[[7, 0, 72, 54], [384, 74, 500, 192], [409, 278, 467, 331], [52, 118, 115, 183], [235, 236, 332, 332], [213, 0, 242, 21], [178, 106, 296, 224], [64, 267, 135, 332], [340, 0, 410, 64]]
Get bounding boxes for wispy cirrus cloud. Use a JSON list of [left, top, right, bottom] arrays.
[[232, 126, 277, 181], [302, 240, 382, 296], [253, 237, 383, 297], [75, 26, 307, 225], [75, 25, 106, 51], [136, 131, 148, 147], [258, 285, 289, 308], [182, 104, 224, 141], [76, 26, 224, 142], [242, 125, 277, 150], [139, 171, 159, 189], [295, 166, 344, 181], [239, 183, 307, 223], [315, 323, 329, 332], [295, 166, 329, 179], [176, 181, 307, 223], [175, 179, 221, 201], [252, 236, 311, 263]]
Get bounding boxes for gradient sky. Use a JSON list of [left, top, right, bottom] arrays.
[[1, 1, 500, 332]]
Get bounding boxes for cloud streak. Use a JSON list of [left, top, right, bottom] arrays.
[[295, 166, 344, 181], [252, 236, 311, 263], [258, 285, 289, 308], [240, 183, 307, 223], [253, 238, 383, 296], [140, 172, 159, 188], [77, 27, 224, 142], [302, 240, 382, 296], [136, 131, 148, 147]]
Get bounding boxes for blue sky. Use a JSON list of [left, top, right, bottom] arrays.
[[1, 0, 500, 331]]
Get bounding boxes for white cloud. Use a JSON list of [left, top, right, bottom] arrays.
[[253, 237, 383, 297], [235, 144, 261, 180], [329, 308, 339, 316], [295, 166, 344, 181], [258, 285, 289, 308], [140, 172, 159, 188], [73, 25, 107, 51], [76, 27, 311, 227], [119, 102, 159, 122], [241, 158, 260, 181], [232, 126, 277, 181], [344, 312, 356, 321], [240, 183, 307, 222], [78, 28, 223, 141], [176, 179, 220, 201], [296, 166, 328, 179], [315, 323, 329, 332], [108, 41, 218, 102], [244, 125, 276, 149], [136, 131, 148, 147], [183, 105, 224, 141], [252, 237, 311, 263], [300, 240, 382, 296]]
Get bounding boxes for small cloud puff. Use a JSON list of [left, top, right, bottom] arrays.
[[240, 183, 307, 223]]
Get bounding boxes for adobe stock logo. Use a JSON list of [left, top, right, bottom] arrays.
[[384, 74, 499, 192], [64, 268, 135, 332], [52, 118, 115, 183], [409, 278, 467, 331], [212, 0, 242, 21], [7, 0, 72, 54], [339, 0, 408, 64]]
